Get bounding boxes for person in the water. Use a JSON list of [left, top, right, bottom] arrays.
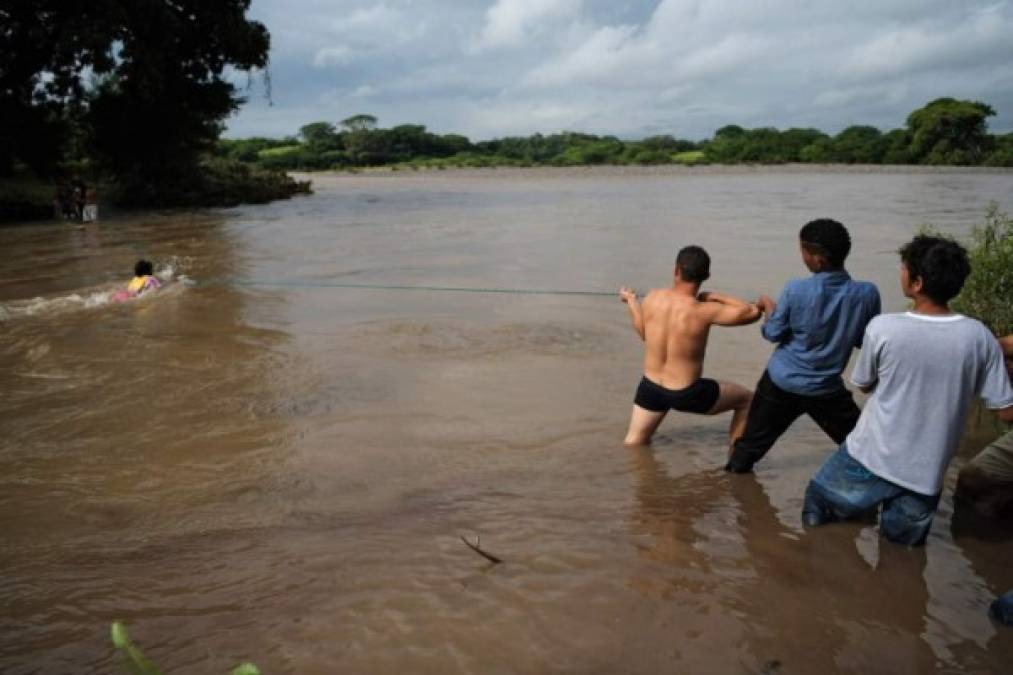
[[115, 259, 162, 301], [801, 235, 1013, 546], [725, 219, 881, 473], [619, 245, 762, 447], [954, 334, 1013, 519]]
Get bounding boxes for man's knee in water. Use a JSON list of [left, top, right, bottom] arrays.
[[877, 490, 939, 546], [726, 444, 761, 473], [801, 480, 838, 527]]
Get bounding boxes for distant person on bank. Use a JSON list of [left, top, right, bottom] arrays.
[[619, 245, 762, 448], [955, 334, 1013, 519], [71, 181, 85, 221], [82, 186, 99, 222], [802, 235, 1013, 546], [726, 219, 881, 473]]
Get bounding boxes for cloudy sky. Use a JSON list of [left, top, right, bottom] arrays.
[[225, 0, 1013, 141]]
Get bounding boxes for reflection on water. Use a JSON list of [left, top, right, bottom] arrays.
[[1, 167, 1012, 673]]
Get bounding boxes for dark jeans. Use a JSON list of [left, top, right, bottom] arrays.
[[992, 591, 1013, 626], [802, 444, 941, 547], [726, 370, 860, 473]]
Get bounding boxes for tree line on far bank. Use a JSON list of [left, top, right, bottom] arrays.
[[219, 98, 1013, 172]]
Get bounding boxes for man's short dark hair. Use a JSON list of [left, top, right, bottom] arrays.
[[899, 235, 970, 305], [134, 259, 154, 277], [676, 245, 710, 283], [799, 218, 851, 268]]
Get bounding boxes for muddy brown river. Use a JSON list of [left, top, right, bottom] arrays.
[[2, 166, 1012, 673]]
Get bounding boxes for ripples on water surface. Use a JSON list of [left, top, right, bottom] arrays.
[[1, 167, 1012, 673]]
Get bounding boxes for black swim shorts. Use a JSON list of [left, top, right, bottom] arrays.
[[634, 376, 721, 414]]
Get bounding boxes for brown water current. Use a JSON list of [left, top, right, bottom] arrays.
[[2, 166, 1012, 673]]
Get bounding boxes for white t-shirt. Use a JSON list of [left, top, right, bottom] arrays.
[[846, 312, 1013, 495]]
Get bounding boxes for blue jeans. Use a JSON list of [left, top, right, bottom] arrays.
[[991, 591, 1013, 626], [802, 444, 941, 546]]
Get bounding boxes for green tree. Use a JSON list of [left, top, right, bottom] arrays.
[[0, 2, 108, 175], [437, 134, 472, 156], [983, 133, 1013, 167], [799, 137, 834, 163], [778, 128, 830, 161], [714, 124, 746, 139], [87, 2, 269, 199], [952, 204, 1013, 335], [2, 2, 269, 192], [880, 129, 912, 164], [831, 125, 885, 163], [906, 98, 995, 165], [340, 114, 378, 132], [299, 122, 339, 148]]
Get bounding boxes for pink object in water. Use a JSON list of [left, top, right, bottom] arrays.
[[111, 290, 133, 303]]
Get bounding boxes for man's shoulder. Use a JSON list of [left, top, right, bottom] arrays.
[[868, 312, 991, 339], [863, 312, 905, 337], [953, 315, 996, 343], [643, 288, 668, 303], [782, 277, 809, 292], [642, 288, 674, 311], [849, 279, 880, 297], [777, 277, 811, 301]]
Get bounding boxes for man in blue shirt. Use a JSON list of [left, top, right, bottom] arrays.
[[726, 219, 881, 473]]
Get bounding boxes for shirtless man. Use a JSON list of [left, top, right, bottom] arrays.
[[620, 245, 762, 446]]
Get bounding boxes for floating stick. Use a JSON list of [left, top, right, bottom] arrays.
[[460, 534, 503, 564]]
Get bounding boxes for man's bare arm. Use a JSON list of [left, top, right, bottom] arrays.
[[999, 335, 1013, 379], [999, 335, 1013, 357], [699, 291, 762, 326], [620, 287, 645, 340], [757, 294, 776, 318], [992, 334, 1012, 422]]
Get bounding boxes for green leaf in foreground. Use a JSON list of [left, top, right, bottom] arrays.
[[232, 664, 261, 675], [110, 621, 259, 675], [110, 622, 161, 675]]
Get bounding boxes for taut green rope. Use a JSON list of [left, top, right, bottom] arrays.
[[203, 278, 617, 297]]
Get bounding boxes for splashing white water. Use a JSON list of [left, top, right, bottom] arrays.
[[0, 255, 197, 322], [0, 289, 116, 320]]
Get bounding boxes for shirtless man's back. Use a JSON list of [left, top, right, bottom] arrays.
[[620, 245, 762, 446]]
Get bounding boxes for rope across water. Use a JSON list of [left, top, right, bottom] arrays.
[[200, 278, 618, 297]]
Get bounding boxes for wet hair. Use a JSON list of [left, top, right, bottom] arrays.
[[134, 259, 154, 277], [675, 245, 711, 283], [799, 218, 851, 268], [898, 235, 970, 305]]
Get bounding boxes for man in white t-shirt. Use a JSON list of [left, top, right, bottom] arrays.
[[802, 235, 1013, 546]]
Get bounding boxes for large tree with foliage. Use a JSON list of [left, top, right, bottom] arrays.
[[906, 98, 995, 165], [0, 0, 269, 194], [299, 122, 340, 149]]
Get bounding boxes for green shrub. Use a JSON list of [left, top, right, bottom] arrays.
[[673, 151, 705, 165], [0, 177, 58, 221], [112, 157, 310, 207], [629, 149, 672, 165], [256, 145, 302, 158], [953, 203, 1013, 335]]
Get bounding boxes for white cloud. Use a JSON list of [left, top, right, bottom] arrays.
[[225, 0, 1013, 139], [476, 0, 583, 50], [522, 24, 641, 87], [312, 46, 353, 67], [842, 4, 1013, 79]]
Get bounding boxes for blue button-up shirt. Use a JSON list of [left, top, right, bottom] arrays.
[[762, 270, 881, 395]]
